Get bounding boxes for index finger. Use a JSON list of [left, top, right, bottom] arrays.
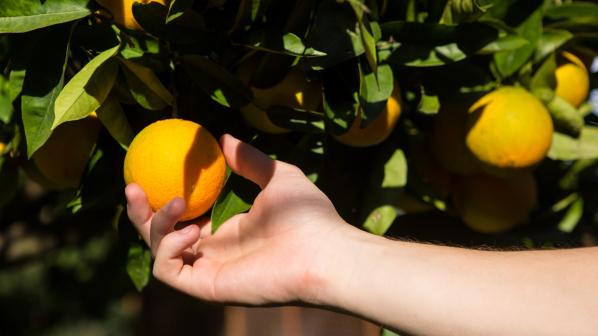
[[125, 183, 153, 245]]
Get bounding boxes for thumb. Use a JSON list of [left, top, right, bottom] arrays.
[[220, 134, 275, 189]]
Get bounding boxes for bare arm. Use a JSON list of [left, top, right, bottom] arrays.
[[126, 135, 598, 336]]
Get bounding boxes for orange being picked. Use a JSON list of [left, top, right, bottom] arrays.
[[96, 0, 168, 31], [238, 62, 322, 134], [465, 87, 553, 174], [555, 51, 590, 107], [452, 173, 537, 234], [333, 84, 402, 147], [123, 119, 226, 221], [31, 114, 101, 189]]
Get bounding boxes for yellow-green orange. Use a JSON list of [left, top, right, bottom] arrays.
[[97, 0, 168, 30], [452, 173, 537, 234], [123, 119, 226, 221], [32, 115, 101, 189], [555, 52, 590, 107], [238, 65, 321, 134], [466, 87, 553, 173], [333, 84, 402, 147], [431, 103, 481, 175]]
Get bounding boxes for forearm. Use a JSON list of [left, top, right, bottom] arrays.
[[316, 226, 598, 336]]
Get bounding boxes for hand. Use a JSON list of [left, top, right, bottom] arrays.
[[125, 134, 350, 305]]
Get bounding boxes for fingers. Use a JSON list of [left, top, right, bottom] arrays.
[[220, 134, 275, 189], [150, 197, 186, 256], [125, 183, 153, 244], [153, 224, 201, 286]]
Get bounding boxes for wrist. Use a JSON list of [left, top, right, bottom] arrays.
[[300, 222, 388, 307]]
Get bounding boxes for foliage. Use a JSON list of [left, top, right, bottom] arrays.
[[1, 2, 598, 333]]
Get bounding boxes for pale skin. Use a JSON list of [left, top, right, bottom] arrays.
[[125, 134, 598, 336]]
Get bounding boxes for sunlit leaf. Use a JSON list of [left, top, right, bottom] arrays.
[[0, 0, 90, 33], [96, 94, 134, 149], [211, 168, 259, 234], [548, 126, 598, 160], [363, 205, 397, 236]]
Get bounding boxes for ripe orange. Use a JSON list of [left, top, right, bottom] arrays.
[[452, 173, 537, 234], [123, 119, 226, 221], [31, 115, 101, 189], [431, 103, 482, 175], [0, 142, 5, 153], [96, 0, 168, 31], [465, 87, 553, 174], [555, 51, 590, 107], [238, 62, 322, 134], [333, 84, 402, 147]]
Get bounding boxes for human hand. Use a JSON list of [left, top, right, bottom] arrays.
[[125, 134, 351, 305]]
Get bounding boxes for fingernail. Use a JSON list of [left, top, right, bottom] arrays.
[[178, 225, 193, 235]]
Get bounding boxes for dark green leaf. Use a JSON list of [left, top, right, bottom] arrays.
[[211, 169, 259, 234], [241, 32, 326, 57], [492, 3, 543, 78], [476, 34, 529, 54], [548, 126, 598, 160], [440, 0, 491, 24], [53, 44, 120, 129], [322, 64, 360, 133], [529, 53, 557, 103], [21, 24, 72, 157], [96, 94, 134, 149], [266, 105, 325, 133], [545, 2, 598, 29], [120, 58, 173, 110], [360, 63, 393, 126], [0, 0, 90, 33], [126, 243, 152, 291], [133, 2, 208, 44], [166, 0, 194, 23], [179, 54, 251, 108]]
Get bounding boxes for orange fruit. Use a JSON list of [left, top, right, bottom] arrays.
[[123, 119, 226, 221], [96, 0, 169, 31], [465, 87, 553, 174], [238, 63, 321, 134], [0, 142, 5, 153], [431, 103, 482, 175], [555, 51, 590, 107], [452, 173, 537, 234], [31, 115, 101, 189], [333, 84, 402, 147]]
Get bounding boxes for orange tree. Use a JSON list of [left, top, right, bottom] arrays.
[[1, 0, 598, 333]]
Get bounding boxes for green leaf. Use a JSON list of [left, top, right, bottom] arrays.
[[380, 328, 402, 336], [53, 45, 120, 130], [545, 2, 598, 29], [476, 34, 529, 54], [0, 0, 90, 33], [382, 21, 499, 67], [382, 149, 407, 188], [363, 205, 398, 236], [558, 196, 583, 233], [546, 96, 583, 137], [119, 58, 173, 110], [322, 63, 360, 134], [211, 169, 259, 234], [534, 29, 573, 62], [166, 0, 194, 24], [179, 54, 251, 108], [440, 0, 491, 24], [305, 1, 365, 69], [492, 3, 543, 78], [529, 53, 557, 103], [548, 126, 598, 160], [133, 2, 208, 44], [347, 1, 378, 75], [265, 105, 325, 133], [21, 24, 73, 158], [126, 243, 152, 291], [241, 32, 326, 57], [359, 63, 394, 126], [417, 86, 440, 115], [96, 94, 134, 149]]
